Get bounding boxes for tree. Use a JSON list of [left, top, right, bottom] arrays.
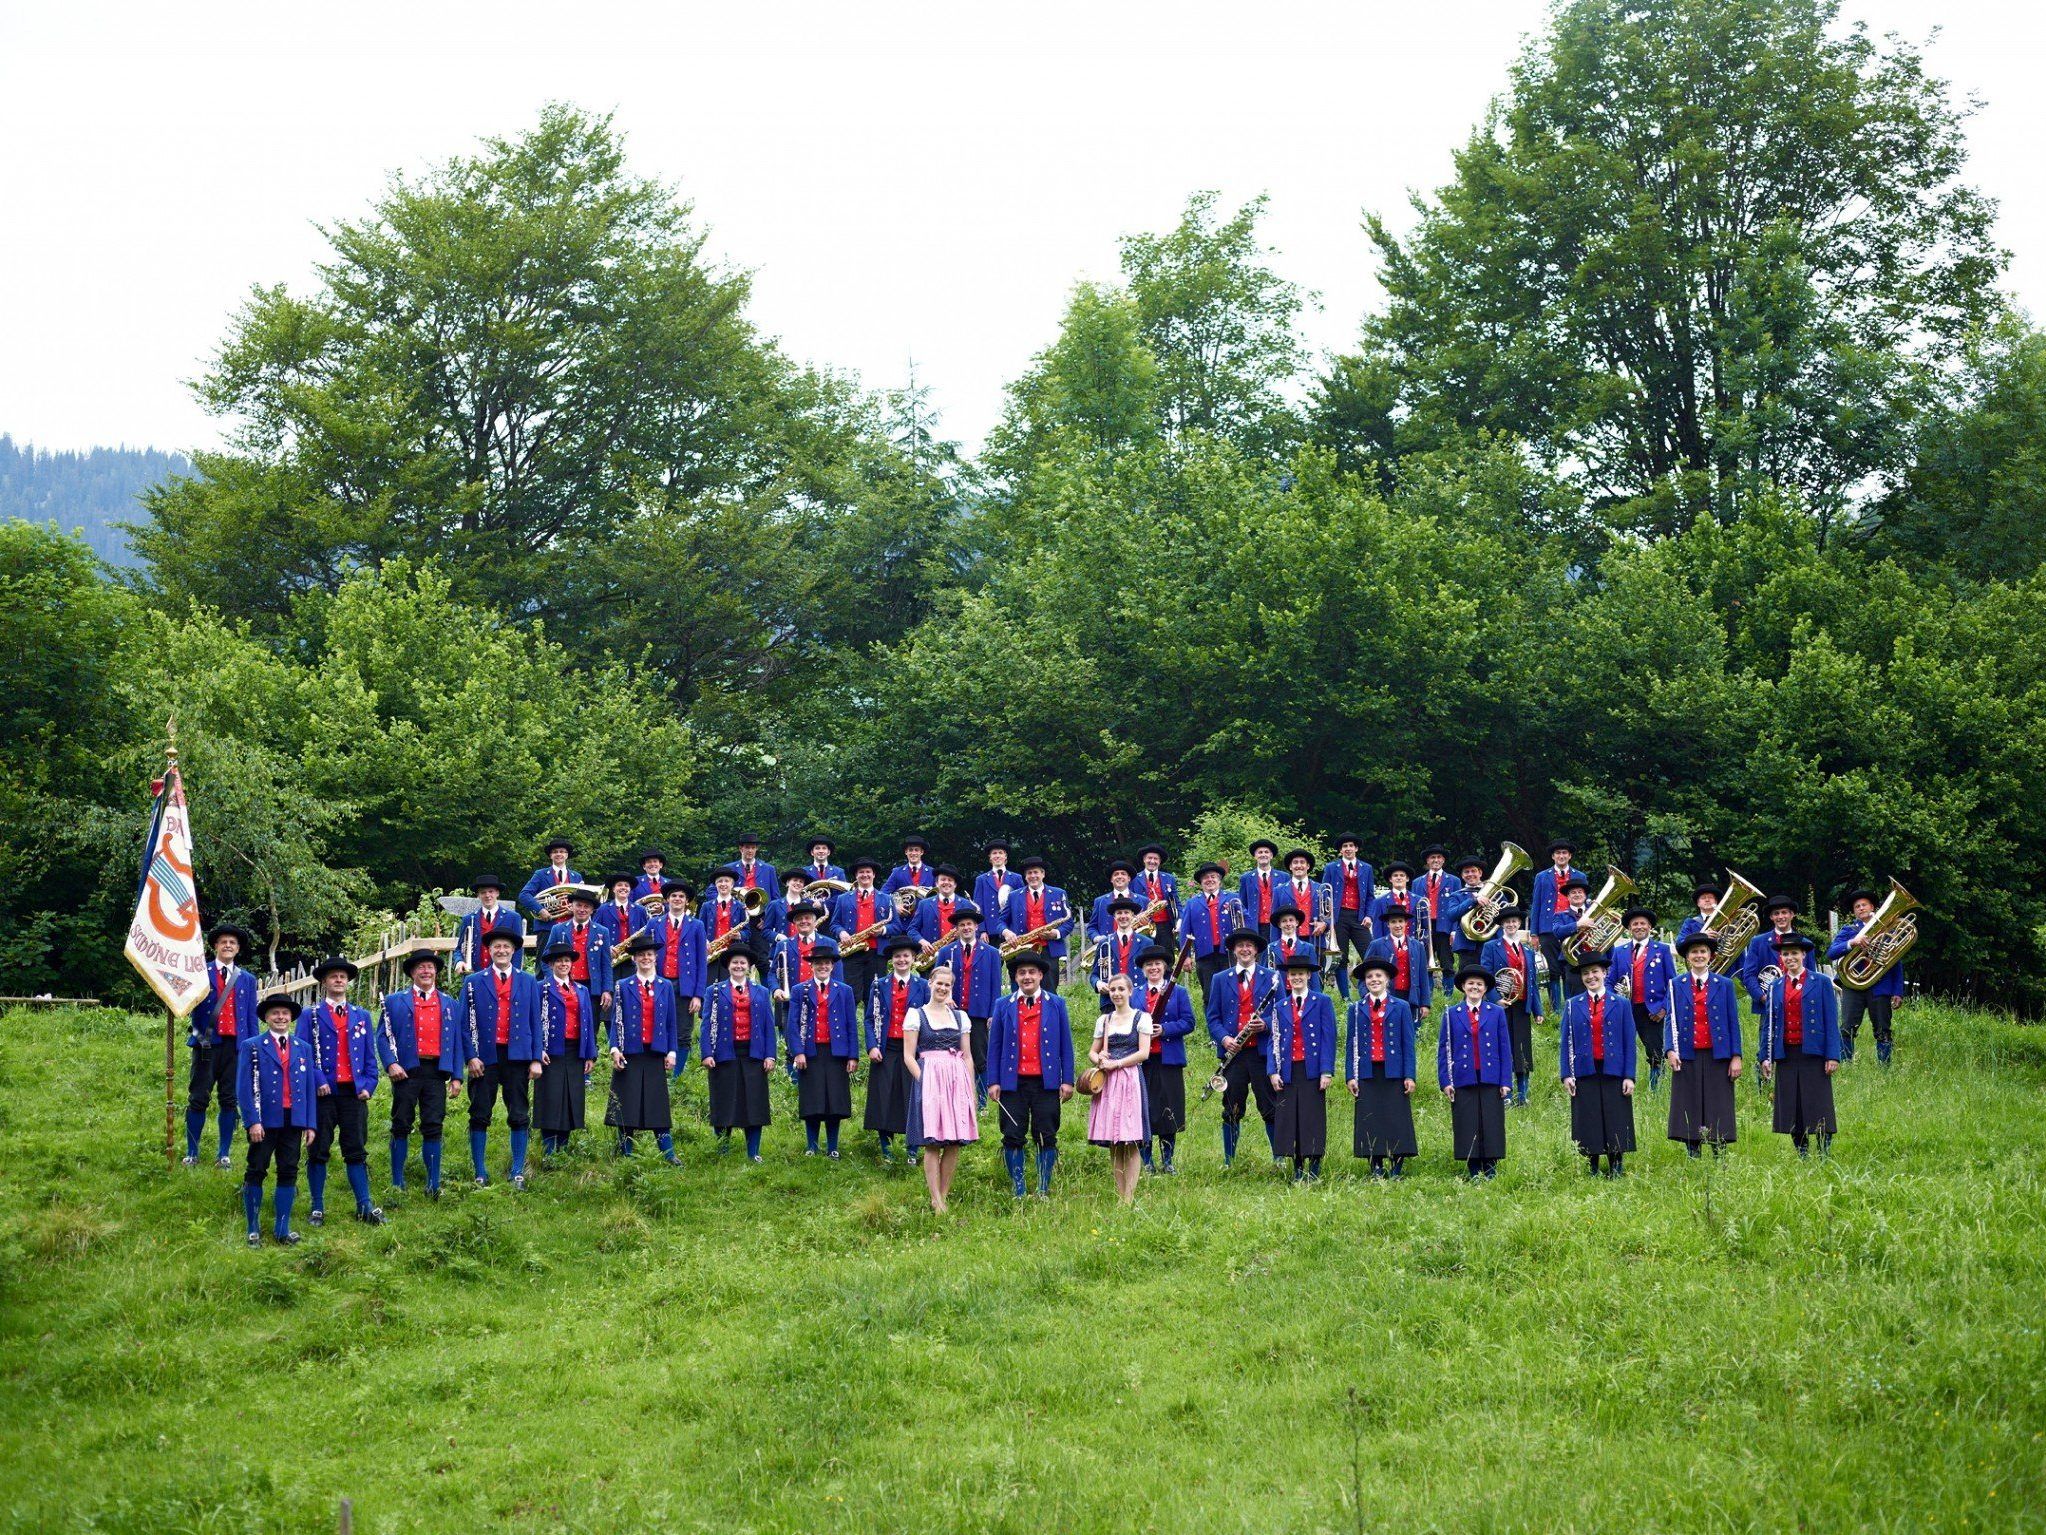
[[1351, 0, 2004, 539]]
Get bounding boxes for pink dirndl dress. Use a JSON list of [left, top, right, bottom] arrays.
[[907, 1005, 979, 1148], [1087, 1011, 1153, 1146]]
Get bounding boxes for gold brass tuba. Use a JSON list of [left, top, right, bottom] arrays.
[[1836, 877, 1922, 991], [1459, 842, 1531, 944], [1699, 869, 1765, 976], [805, 877, 852, 900], [1561, 867, 1639, 965]]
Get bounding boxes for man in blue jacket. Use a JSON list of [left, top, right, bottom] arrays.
[[301, 957, 385, 1227], [186, 922, 258, 1167], [987, 950, 1074, 1197], [458, 926, 542, 1189], [1135, 943, 1195, 1173], [1829, 887, 1905, 1063], [379, 948, 460, 1198], [1323, 835, 1376, 1000], [1529, 838, 1581, 1009], [238, 991, 320, 1246]]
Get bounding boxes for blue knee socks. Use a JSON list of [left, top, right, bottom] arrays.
[[185, 1108, 206, 1161], [273, 1185, 296, 1238], [345, 1162, 373, 1212], [242, 1183, 262, 1234], [657, 1133, 677, 1164], [422, 1139, 442, 1190], [878, 1133, 895, 1161], [469, 1129, 490, 1180], [617, 1133, 635, 1157], [389, 1136, 409, 1188], [743, 1128, 761, 1159], [509, 1129, 529, 1178], [805, 1122, 820, 1152], [825, 1120, 841, 1154], [1140, 1141, 1154, 1170], [1036, 1145, 1057, 1194], [1222, 1120, 1240, 1164], [216, 1110, 237, 1161], [1004, 1148, 1027, 1196], [307, 1162, 328, 1213]]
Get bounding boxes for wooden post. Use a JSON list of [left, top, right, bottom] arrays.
[[165, 1007, 177, 1168], [337, 1497, 353, 1535]]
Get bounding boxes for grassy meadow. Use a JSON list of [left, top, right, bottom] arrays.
[[2, 991, 2043, 1533]]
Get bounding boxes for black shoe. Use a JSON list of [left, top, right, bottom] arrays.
[[427, 1187, 440, 1201], [216, 1155, 233, 1169], [355, 1206, 385, 1226], [309, 1208, 326, 1227], [275, 1230, 301, 1245], [246, 1231, 263, 1248], [511, 1174, 527, 1191], [474, 1175, 491, 1188], [827, 1150, 840, 1160], [181, 1155, 199, 1168]]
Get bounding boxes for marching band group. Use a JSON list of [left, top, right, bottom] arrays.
[[183, 832, 1918, 1244]]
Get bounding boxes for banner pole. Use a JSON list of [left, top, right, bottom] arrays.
[[166, 1007, 177, 1169]]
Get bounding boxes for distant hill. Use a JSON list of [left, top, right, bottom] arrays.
[[0, 435, 191, 569]]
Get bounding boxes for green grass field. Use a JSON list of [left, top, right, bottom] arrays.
[[3, 992, 2043, 1533]]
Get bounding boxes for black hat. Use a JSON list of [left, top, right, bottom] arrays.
[[661, 877, 693, 898], [1678, 931, 1718, 956], [882, 933, 921, 959], [808, 942, 841, 964], [984, 837, 1012, 854], [1496, 906, 1525, 926], [933, 863, 962, 882], [1248, 837, 1278, 857], [1777, 930, 1818, 953], [901, 833, 929, 851], [1382, 860, 1413, 879], [1693, 879, 1721, 900], [566, 886, 599, 907], [1105, 858, 1135, 877], [258, 991, 300, 1019], [1282, 847, 1315, 868], [1420, 843, 1450, 859], [949, 903, 983, 923], [1107, 894, 1142, 914], [471, 874, 505, 894], [735, 833, 762, 847], [207, 922, 253, 953], [786, 901, 827, 921], [848, 855, 882, 875], [1136, 943, 1174, 967], [540, 940, 576, 963], [1763, 894, 1799, 915], [1271, 902, 1304, 923], [780, 868, 811, 887], [1380, 905, 1412, 923], [1224, 927, 1264, 951], [624, 933, 661, 955], [806, 834, 837, 853], [1620, 906, 1655, 927], [1278, 951, 1320, 973], [400, 948, 440, 976], [1844, 887, 1878, 909], [543, 835, 575, 856], [713, 863, 740, 882], [1017, 855, 1048, 873], [312, 956, 359, 980], [1353, 956, 1394, 981], [606, 871, 637, 890], [1454, 964, 1493, 989], [482, 926, 523, 950], [722, 946, 757, 968], [1563, 874, 1591, 893], [1006, 949, 1050, 981], [1456, 853, 1487, 873], [1573, 952, 1610, 973], [636, 847, 666, 865], [1333, 831, 1364, 850], [1547, 838, 1576, 856], [1136, 843, 1167, 859], [1194, 861, 1227, 880]]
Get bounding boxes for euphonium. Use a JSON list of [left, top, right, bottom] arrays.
[[1837, 877, 1922, 991], [1560, 867, 1638, 964], [1459, 842, 1532, 943], [806, 877, 852, 900], [1699, 869, 1765, 976]]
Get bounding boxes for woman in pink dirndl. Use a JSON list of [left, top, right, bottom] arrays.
[[1087, 972, 1153, 1203], [905, 964, 979, 1213]]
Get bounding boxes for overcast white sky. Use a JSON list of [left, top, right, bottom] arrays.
[[3, 1, 2042, 457]]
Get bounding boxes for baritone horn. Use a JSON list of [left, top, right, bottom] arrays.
[[1699, 868, 1764, 975], [1459, 842, 1531, 943], [1836, 877, 1922, 991], [1560, 867, 1638, 965]]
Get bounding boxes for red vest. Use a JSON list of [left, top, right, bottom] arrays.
[[1016, 996, 1043, 1073]]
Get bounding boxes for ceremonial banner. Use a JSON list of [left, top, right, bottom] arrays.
[[125, 755, 207, 1017]]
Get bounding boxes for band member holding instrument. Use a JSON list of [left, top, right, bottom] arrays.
[[1208, 928, 1281, 1168], [703, 947, 776, 1162], [1263, 902, 1319, 988], [1445, 852, 1490, 970], [543, 886, 613, 1018], [771, 900, 826, 1008], [1608, 907, 1676, 1094], [883, 834, 935, 895], [630, 847, 669, 903], [239, 991, 320, 1246], [1556, 876, 1593, 998], [1134, 943, 1194, 1174], [1179, 863, 1247, 998], [607, 934, 681, 1163], [974, 840, 1023, 943], [786, 941, 859, 1158], [458, 927, 541, 1189], [453, 876, 522, 976], [763, 869, 812, 946], [534, 940, 596, 1159], [1678, 879, 1720, 942], [1362, 907, 1431, 1021], [1265, 952, 1337, 1183], [1091, 894, 1146, 1008], [1324, 835, 1376, 1000], [1560, 954, 1635, 1175], [1370, 861, 1417, 931], [907, 964, 981, 1212], [379, 948, 458, 1199], [1088, 859, 1139, 939], [830, 857, 889, 1026], [700, 867, 750, 963], [933, 906, 1000, 1101], [1479, 910, 1543, 1106], [1240, 838, 1281, 942], [731, 835, 777, 905], [865, 934, 928, 1163], [1417, 845, 1458, 978], [1761, 932, 1841, 1156], [516, 836, 581, 943], [1135, 844, 1178, 950], [1087, 971, 1154, 1204], [1830, 887, 1904, 1063], [988, 949, 1074, 1197], [302, 957, 385, 1227], [1281, 849, 1323, 946], [1440, 966, 1512, 1178], [1740, 896, 1802, 1015], [648, 881, 707, 1057], [1345, 957, 1417, 1178], [911, 864, 967, 952], [803, 836, 845, 886], [1530, 839, 1579, 1010], [595, 871, 648, 947], [1666, 932, 1743, 1158], [1012, 856, 1074, 970], [185, 922, 257, 1167]]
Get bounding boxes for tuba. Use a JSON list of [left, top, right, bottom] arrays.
[[1699, 869, 1765, 977], [1459, 842, 1532, 943], [536, 881, 597, 924], [1836, 877, 1922, 991], [1561, 867, 1638, 965], [806, 877, 852, 900]]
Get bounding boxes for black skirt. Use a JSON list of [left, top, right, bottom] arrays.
[[864, 1039, 911, 1134], [605, 1054, 671, 1133], [1772, 1051, 1836, 1136], [1668, 1054, 1738, 1144], [1142, 1058, 1185, 1138], [797, 1053, 855, 1121], [534, 1053, 587, 1135], [1449, 1083, 1507, 1161], [1352, 1075, 1417, 1158], [708, 1055, 773, 1129], [1568, 1073, 1635, 1156], [1506, 1005, 1534, 1076], [1271, 1076, 1326, 1159]]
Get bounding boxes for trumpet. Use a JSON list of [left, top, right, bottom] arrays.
[[1459, 843, 1532, 943], [998, 922, 1064, 960], [1837, 877, 1921, 991], [1699, 869, 1765, 977], [1560, 867, 1638, 965]]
